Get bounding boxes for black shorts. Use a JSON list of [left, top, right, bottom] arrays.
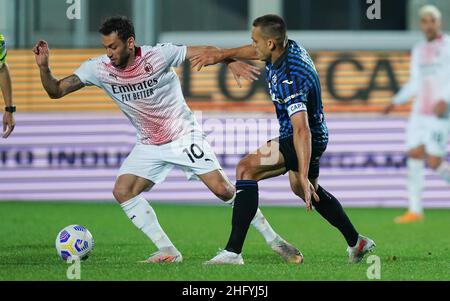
[[275, 135, 327, 179]]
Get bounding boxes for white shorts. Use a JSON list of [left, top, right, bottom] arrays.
[[118, 131, 222, 184], [406, 115, 450, 157]]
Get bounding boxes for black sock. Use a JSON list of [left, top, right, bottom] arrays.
[[225, 180, 259, 254], [313, 185, 359, 247]]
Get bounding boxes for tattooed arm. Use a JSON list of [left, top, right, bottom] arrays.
[[33, 40, 85, 99]]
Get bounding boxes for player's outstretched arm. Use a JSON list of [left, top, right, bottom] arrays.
[[186, 46, 260, 87], [189, 45, 258, 71], [32, 40, 85, 99], [224, 45, 259, 61]]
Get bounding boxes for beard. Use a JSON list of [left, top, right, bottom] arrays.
[[113, 51, 131, 68]]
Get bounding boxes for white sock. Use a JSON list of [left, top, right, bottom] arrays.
[[407, 158, 425, 215], [224, 191, 236, 206], [251, 209, 278, 244], [436, 161, 450, 184], [120, 195, 177, 252], [225, 191, 278, 244]]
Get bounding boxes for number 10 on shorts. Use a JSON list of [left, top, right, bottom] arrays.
[[183, 143, 205, 163]]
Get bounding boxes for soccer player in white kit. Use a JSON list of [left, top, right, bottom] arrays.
[[384, 5, 450, 223], [1, 33, 15, 139], [32, 16, 303, 263]]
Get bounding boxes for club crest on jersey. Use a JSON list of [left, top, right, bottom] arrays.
[[144, 63, 153, 74], [272, 74, 277, 85]]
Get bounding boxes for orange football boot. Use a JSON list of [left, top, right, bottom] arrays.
[[394, 211, 424, 224]]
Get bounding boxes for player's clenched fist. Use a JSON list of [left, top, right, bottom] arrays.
[[32, 40, 50, 68]]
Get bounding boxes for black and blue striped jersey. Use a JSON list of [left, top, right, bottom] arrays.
[[265, 39, 328, 145]]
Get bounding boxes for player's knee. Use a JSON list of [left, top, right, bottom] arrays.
[[236, 158, 258, 180], [112, 186, 135, 203], [427, 156, 442, 170]]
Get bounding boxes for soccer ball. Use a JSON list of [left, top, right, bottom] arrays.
[[55, 225, 94, 261]]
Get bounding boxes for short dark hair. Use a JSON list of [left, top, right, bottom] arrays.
[[252, 14, 287, 47], [99, 16, 135, 42]]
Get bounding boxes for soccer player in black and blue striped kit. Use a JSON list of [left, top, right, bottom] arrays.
[[191, 15, 376, 265]]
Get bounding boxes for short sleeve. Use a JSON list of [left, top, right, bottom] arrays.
[[0, 34, 7, 68], [156, 43, 187, 67], [74, 59, 100, 87], [280, 75, 312, 118]]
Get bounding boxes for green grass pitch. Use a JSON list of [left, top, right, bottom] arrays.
[[0, 201, 449, 280]]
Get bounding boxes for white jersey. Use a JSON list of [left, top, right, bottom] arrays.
[[394, 34, 450, 117], [74, 44, 200, 145]]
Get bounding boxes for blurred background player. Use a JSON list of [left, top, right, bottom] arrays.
[[384, 5, 450, 224], [0, 33, 15, 139], [32, 16, 302, 264], [191, 14, 375, 265]]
